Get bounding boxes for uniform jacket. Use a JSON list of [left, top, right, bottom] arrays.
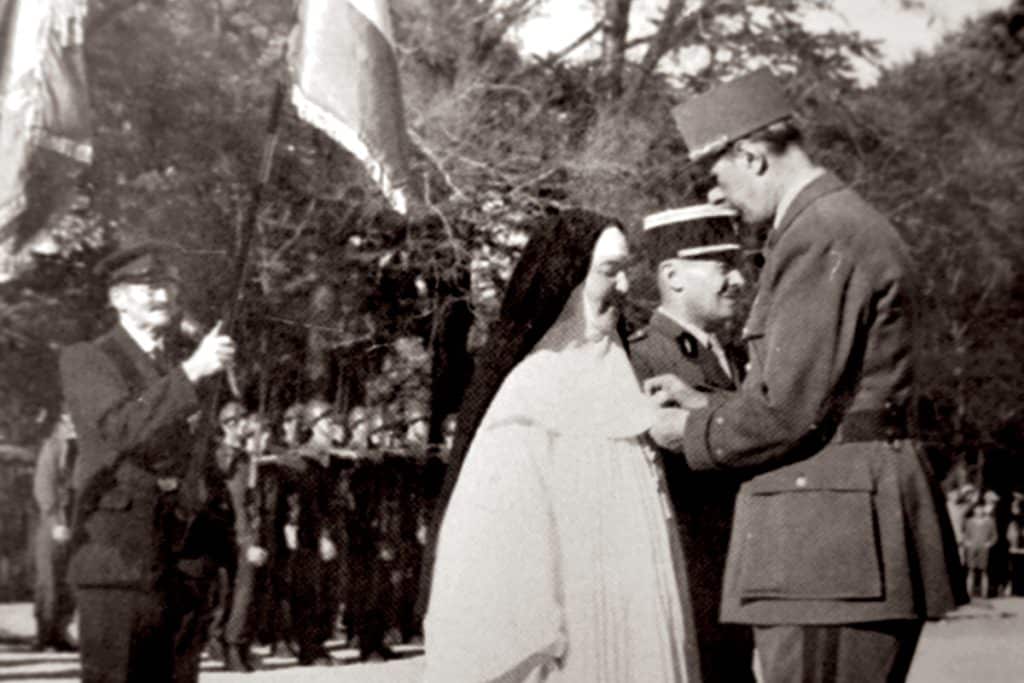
[[216, 442, 259, 549], [631, 311, 754, 683], [679, 172, 966, 624], [59, 324, 199, 589], [285, 444, 351, 551]]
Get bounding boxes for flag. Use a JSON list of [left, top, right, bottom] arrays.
[[290, 0, 412, 213], [0, 0, 92, 279]]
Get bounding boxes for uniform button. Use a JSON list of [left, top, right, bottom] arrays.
[[715, 448, 725, 457], [795, 476, 808, 488], [715, 416, 725, 425]]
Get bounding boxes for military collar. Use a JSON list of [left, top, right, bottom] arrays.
[[768, 171, 846, 249], [648, 310, 702, 359]]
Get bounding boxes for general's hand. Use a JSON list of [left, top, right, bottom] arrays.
[[182, 321, 237, 382], [649, 407, 691, 452], [643, 374, 710, 410], [246, 545, 269, 566]]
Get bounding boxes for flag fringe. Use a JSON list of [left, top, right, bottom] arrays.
[[37, 133, 93, 163], [0, 195, 28, 232], [291, 83, 407, 214]]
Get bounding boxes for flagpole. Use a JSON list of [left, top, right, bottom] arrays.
[[178, 80, 287, 527]]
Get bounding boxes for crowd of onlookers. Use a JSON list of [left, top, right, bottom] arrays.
[[31, 398, 454, 671], [946, 484, 1024, 599]]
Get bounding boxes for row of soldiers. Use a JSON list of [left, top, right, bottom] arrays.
[[204, 398, 450, 670]]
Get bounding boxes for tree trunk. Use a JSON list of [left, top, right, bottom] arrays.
[[599, 0, 633, 101]]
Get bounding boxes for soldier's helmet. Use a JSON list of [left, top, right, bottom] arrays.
[[303, 399, 337, 429]]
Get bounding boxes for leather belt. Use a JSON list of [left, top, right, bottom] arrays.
[[834, 408, 908, 444]]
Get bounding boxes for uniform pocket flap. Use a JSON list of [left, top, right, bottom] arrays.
[[745, 453, 875, 494], [741, 325, 765, 341], [97, 490, 133, 510]]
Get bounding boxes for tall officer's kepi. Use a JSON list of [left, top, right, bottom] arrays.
[[94, 242, 182, 285], [672, 68, 794, 163], [641, 204, 740, 264]]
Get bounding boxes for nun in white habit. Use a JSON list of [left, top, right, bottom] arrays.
[[424, 209, 687, 683]]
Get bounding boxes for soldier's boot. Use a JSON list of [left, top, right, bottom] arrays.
[[225, 644, 258, 672]]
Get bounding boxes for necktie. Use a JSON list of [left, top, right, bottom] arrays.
[[707, 338, 733, 385]]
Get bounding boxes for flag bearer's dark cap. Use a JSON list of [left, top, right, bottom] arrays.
[[672, 68, 794, 163], [641, 204, 740, 263], [95, 242, 182, 285]]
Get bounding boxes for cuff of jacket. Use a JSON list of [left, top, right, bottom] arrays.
[[682, 393, 731, 471], [170, 365, 200, 405]]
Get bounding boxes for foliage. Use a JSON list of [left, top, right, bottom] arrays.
[[1, 0, 1022, 492]]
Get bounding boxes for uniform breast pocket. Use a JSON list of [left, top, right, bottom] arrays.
[[737, 455, 883, 602]]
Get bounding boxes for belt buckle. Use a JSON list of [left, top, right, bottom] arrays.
[[157, 477, 180, 493]]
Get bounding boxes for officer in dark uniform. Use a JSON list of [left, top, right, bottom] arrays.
[[32, 411, 78, 652], [60, 243, 237, 683], [630, 204, 754, 683], [650, 69, 965, 682]]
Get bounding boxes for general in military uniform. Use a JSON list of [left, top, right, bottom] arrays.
[[649, 69, 965, 682], [630, 205, 754, 683], [60, 243, 236, 683]]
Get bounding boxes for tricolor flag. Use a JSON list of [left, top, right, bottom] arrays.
[[0, 0, 92, 279], [290, 0, 412, 213]]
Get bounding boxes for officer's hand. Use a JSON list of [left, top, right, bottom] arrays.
[[51, 524, 71, 543], [648, 407, 690, 452], [319, 536, 338, 562], [246, 545, 269, 566], [182, 321, 236, 383]]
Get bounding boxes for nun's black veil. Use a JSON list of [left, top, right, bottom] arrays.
[[417, 208, 626, 614]]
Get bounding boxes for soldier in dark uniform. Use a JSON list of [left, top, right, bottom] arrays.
[[285, 399, 349, 665], [392, 400, 430, 645], [650, 69, 965, 682], [32, 411, 78, 652], [346, 405, 396, 662], [251, 403, 304, 656], [59, 243, 237, 683], [630, 204, 754, 683], [210, 403, 269, 671]]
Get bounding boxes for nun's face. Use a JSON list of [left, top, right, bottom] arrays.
[[583, 227, 630, 336]]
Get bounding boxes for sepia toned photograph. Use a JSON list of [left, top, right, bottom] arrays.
[[1, 0, 1022, 681]]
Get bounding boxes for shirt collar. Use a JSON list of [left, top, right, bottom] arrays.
[[119, 318, 162, 354], [773, 168, 827, 231]]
